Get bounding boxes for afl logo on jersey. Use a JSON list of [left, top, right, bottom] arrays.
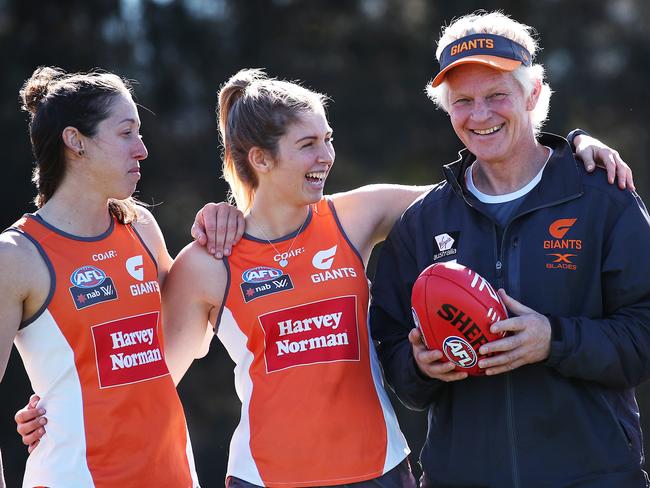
[[240, 266, 293, 302], [70, 265, 106, 288], [242, 266, 283, 283], [69, 265, 118, 310]]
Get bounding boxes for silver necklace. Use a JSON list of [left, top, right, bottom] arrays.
[[249, 213, 307, 267]]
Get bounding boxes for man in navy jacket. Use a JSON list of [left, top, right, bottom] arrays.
[[369, 11, 650, 488]]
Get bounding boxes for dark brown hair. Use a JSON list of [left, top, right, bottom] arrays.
[[20, 66, 140, 223]]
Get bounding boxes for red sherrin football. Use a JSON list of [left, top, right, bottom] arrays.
[[410, 261, 508, 376]]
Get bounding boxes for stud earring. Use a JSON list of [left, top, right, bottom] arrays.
[[79, 149, 85, 156]]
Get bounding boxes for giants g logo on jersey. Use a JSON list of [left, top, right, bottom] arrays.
[[310, 245, 358, 283]]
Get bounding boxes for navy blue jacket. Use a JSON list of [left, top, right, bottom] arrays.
[[369, 134, 650, 488]]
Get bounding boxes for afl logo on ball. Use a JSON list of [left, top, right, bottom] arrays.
[[442, 336, 477, 368]]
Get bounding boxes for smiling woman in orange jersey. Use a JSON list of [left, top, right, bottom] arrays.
[[0, 67, 199, 487], [163, 69, 420, 487]]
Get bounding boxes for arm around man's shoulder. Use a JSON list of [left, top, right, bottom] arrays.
[[330, 184, 432, 262]]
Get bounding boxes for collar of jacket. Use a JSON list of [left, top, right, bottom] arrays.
[[442, 132, 584, 213]]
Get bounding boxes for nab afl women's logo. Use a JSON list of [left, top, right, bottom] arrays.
[[70, 265, 107, 288], [442, 336, 477, 368]]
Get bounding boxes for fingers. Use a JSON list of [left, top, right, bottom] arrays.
[[27, 439, 40, 454], [409, 328, 468, 382], [579, 150, 596, 172], [408, 327, 425, 348], [595, 148, 632, 189], [15, 405, 44, 425], [479, 333, 521, 356], [614, 153, 635, 191], [190, 222, 207, 246], [16, 405, 47, 448], [600, 149, 618, 185], [217, 206, 246, 258], [20, 422, 46, 446], [210, 205, 231, 259], [220, 208, 241, 258], [482, 359, 527, 376], [575, 140, 634, 191], [203, 205, 220, 256], [17, 394, 46, 453], [573, 134, 595, 171], [28, 394, 41, 409], [478, 312, 552, 375], [497, 289, 535, 317], [235, 212, 246, 244], [191, 210, 208, 247], [199, 203, 246, 259]]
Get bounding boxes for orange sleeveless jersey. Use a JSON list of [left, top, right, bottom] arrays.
[[9, 215, 199, 488], [218, 198, 409, 487]]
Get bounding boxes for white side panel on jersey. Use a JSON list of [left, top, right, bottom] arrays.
[[216, 307, 263, 485], [184, 425, 201, 487], [14, 309, 95, 487], [366, 320, 411, 473]]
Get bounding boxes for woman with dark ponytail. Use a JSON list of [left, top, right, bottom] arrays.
[[0, 67, 201, 487]]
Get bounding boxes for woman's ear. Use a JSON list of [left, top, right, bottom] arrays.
[[248, 146, 272, 173], [62, 126, 85, 156]]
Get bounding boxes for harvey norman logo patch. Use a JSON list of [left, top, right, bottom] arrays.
[[258, 295, 360, 373], [69, 265, 118, 310], [433, 232, 460, 261], [240, 266, 294, 303], [91, 311, 169, 388]]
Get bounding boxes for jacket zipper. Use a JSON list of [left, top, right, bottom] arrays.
[[496, 196, 580, 488], [494, 224, 520, 488]]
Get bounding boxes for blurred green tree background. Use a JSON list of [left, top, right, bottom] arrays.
[[1, 0, 649, 485]]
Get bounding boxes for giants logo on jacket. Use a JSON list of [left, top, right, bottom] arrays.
[[544, 218, 582, 270], [258, 296, 360, 373], [310, 245, 358, 283]]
